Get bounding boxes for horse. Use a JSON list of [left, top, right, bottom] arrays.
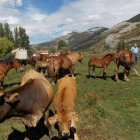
[[47, 54, 73, 84], [0, 59, 23, 87], [114, 50, 139, 81], [88, 53, 116, 79]]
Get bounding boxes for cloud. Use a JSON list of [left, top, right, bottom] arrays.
[[0, 0, 140, 44], [0, 0, 23, 6]]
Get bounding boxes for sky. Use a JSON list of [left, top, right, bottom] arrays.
[[0, 0, 140, 44]]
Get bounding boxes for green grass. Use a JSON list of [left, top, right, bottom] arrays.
[[0, 52, 140, 140]]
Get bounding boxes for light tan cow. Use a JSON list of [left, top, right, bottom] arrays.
[[48, 75, 79, 140]]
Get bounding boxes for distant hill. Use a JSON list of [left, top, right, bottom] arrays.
[[32, 27, 108, 50], [32, 13, 140, 51], [127, 14, 140, 22]]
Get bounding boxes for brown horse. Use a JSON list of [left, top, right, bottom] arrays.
[[88, 53, 116, 79], [114, 50, 139, 81], [67, 51, 83, 67], [47, 54, 73, 83], [0, 59, 23, 86]]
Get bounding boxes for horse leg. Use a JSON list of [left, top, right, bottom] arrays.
[[115, 64, 119, 81], [132, 67, 140, 76], [103, 67, 107, 80], [124, 68, 129, 81], [92, 66, 96, 78], [88, 66, 92, 77]]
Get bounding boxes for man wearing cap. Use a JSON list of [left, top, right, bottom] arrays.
[[131, 44, 139, 64]]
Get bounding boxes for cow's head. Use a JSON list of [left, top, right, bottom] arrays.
[[48, 112, 78, 138]]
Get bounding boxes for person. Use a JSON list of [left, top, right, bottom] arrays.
[[131, 43, 139, 64]]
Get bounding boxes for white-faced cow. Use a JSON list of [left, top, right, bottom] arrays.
[[0, 69, 54, 140], [48, 75, 79, 140]]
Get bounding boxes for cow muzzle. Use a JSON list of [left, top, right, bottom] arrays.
[[62, 130, 70, 138]]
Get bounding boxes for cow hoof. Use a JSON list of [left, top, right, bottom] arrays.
[[124, 79, 130, 81], [50, 136, 59, 140], [24, 137, 30, 140], [115, 79, 119, 82]]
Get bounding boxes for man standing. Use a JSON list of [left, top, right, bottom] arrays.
[[131, 43, 139, 64]]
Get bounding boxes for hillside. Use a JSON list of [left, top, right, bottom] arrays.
[[32, 27, 108, 50], [127, 14, 140, 22], [32, 13, 140, 51]]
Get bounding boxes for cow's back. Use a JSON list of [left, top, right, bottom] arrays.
[[54, 76, 76, 113]]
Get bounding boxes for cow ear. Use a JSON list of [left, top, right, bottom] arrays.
[[48, 114, 58, 125], [5, 93, 19, 104]]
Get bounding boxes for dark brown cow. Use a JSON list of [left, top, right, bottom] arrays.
[[0, 69, 54, 139], [48, 75, 79, 140]]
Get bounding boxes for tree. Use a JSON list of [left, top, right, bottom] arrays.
[[0, 23, 4, 37], [14, 26, 30, 49], [117, 40, 125, 51], [0, 37, 14, 57], [58, 40, 67, 50], [4, 23, 14, 41]]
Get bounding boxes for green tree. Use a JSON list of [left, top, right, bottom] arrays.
[[0, 37, 14, 57], [58, 39, 67, 50], [4, 23, 13, 41], [0, 23, 4, 37], [117, 40, 125, 51], [14, 26, 30, 49]]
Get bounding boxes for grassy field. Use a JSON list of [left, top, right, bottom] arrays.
[[0, 52, 140, 140]]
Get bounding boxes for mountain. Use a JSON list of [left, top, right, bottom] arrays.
[[127, 14, 140, 22], [32, 27, 108, 50], [32, 13, 140, 51]]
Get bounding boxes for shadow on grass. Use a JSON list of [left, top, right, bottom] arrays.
[[8, 118, 49, 140], [3, 82, 21, 88], [86, 75, 111, 80], [111, 72, 124, 81]]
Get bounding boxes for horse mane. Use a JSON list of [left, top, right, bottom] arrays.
[[0, 59, 15, 64], [103, 53, 114, 59]]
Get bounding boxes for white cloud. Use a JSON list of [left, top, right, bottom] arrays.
[[0, 0, 23, 6], [0, 0, 140, 44]]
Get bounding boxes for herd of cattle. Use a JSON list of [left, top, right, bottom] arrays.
[[0, 49, 139, 140]]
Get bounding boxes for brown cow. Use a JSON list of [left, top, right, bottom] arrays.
[[35, 60, 50, 76], [48, 75, 79, 140], [0, 69, 54, 139]]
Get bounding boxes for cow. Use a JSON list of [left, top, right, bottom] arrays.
[[0, 69, 54, 140], [48, 75, 79, 140]]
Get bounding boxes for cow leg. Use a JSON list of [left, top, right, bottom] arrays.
[[71, 113, 79, 140], [47, 114, 58, 137], [44, 110, 54, 137], [23, 113, 42, 127]]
